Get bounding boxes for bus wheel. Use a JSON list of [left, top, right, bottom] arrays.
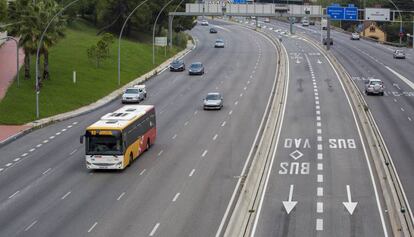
[[128, 153, 133, 166], [146, 139, 151, 151]]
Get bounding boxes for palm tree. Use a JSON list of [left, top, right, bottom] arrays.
[[38, 0, 66, 82]]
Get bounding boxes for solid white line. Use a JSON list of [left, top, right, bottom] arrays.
[[29, 148, 35, 152], [221, 121, 226, 127], [42, 168, 51, 175], [24, 220, 37, 231], [213, 134, 218, 141], [139, 169, 146, 176], [172, 193, 180, 202], [9, 190, 20, 199], [317, 174, 324, 183], [13, 158, 20, 162], [5, 163, 12, 167], [22, 153, 28, 157], [201, 150, 208, 157], [149, 223, 160, 236], [117, 192, 125, 201], [317, 202, 323, 213], [316, 219, 323, 231], [317, 187, 323, 197], [317, 163, 323, 171], [158, 150, 164, 156], [249, 38, 290, 237], [70, 149, 77, 155], [88, 222, 98, 233], [36, 144, 42, 148], [61, 191, 71, 200], [189, 169, 195, 177], [385, 66, 414, 90]]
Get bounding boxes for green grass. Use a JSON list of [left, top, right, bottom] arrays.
[[0, 20, 184, 124]]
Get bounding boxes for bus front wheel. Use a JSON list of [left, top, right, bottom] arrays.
[[128, 153, 133, 166], [146, 139, 151, 151]]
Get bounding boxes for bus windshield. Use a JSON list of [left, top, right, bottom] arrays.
[[86, 135, 122, 155]]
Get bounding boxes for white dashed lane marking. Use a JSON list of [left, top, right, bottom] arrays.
[[172, 193, 180, 202], [139, 169, 146, 176], [149, 223, 160, 236], [88, 222, 98, 233], [158, 150, 163, 156], [9, 190, 20, 199], [317, 174, 323, 183], [213, 134, 218, 141], [29, 148, 35, 152], [24, 220, 37, 232], [5, 163, 12, 167], [201, 150, 208, 157], [61, 191, 71, 200], [189, 169, 195, 177], [42, 168, 51, 175], [36, 144, 42, 148], [317, 187, 323, 197], [221, 121, 226, 127], [22, 153, 28, 157], [13, 158, 20, 162], [117, 192, 125, 201], [316, 219, 323, 231], [317, 202, 323, 213]]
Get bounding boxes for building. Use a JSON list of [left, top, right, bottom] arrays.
[[362, 22, 387, 42]]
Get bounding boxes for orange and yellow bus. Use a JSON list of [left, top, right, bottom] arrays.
[[81, 105, 156, 170]]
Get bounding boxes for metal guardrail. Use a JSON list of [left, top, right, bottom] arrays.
[[302, 35, 414, 237]]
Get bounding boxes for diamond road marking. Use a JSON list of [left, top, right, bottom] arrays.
[[289, 150, 303, 160]]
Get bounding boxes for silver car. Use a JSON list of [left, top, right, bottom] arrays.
[[351, 32, 360, 40], [214, 39, 225, 48], [393, 49, 405, 59], [203, 92, 223, 110], [365, 79, 384, 96], [122, 88, 144, 103]]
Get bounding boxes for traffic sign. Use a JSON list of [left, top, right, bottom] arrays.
[[327, 6, 345, 20], [344, 7, 358, 20]]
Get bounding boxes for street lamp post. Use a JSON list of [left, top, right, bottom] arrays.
[[386, 0, 403, 45], [118, 0, 150, 86], [0, 36, 20, 87], [153, 0, 177, 65], [35, 0, 80, 118], [169, 0, 186, 48]]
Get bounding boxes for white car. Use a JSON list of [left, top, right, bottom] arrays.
[[203, 92, 223, 110], [122, 87, 145, 104], [214, 39, 225, 48], [134, 84, 147, 98], [350, 32, 360, 40], [200, 20, 209, 26], [264, 18, 270, 23], [302, 20, 309, 26]]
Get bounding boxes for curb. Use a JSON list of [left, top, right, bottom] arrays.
[[0, 41, 194, 148]]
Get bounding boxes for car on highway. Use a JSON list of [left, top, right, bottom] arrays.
[[264, 18, 270, 23], [200, 20, 209, 26], [188, 62, 204, 75], [209, 27, 217, 33], [203, 92, 223, 110], [393, 49, 406, 59], [170, 59, 185, 71], [214, 38, 225, 48], [365, 78, 384, 96], [302, 19, 309, 26], [350, 32, 360, 40], [122, 87, 145, 103], [323, 37, 333, 45], [309, 19, 315, 25]]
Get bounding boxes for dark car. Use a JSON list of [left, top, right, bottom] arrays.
[[323, 38, 333, 45], [209, 28, 218, 33], [170, 59, 185, 71], [188, 62, 204, 75]]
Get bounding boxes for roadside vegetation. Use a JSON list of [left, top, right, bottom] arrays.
[[0, 0, 194, 124]]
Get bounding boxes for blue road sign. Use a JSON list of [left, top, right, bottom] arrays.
[[344, 7, 358, 20], [327, 6, 345, 20]]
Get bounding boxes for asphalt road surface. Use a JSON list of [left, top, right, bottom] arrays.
[[244, 20, 391, 236], [0, 21, 278, 237]]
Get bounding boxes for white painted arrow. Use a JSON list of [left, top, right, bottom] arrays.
[[343, 185, 358, 215], [283, 185, 298, 214], [317, 59, 322, 64]]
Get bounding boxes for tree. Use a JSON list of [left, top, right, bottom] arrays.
[[87, 33, 114, 68], [0, 0, 7, 22]]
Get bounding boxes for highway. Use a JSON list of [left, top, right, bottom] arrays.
[[234, 20, 391, 236], [260, 18, 414, 223], [0, 21, 278, 237]]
